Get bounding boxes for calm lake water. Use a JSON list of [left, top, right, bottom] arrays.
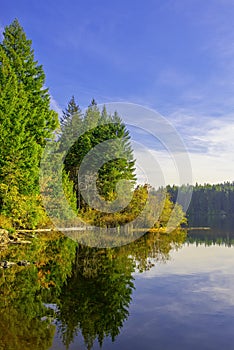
[[1, 221, 234, 350]]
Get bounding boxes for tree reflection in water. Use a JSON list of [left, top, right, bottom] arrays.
[[0, 229, 186, 349]]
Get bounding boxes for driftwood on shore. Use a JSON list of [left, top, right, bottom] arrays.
[[188, 227, 211, 230], [16, 227, 94, 233], [0, 229, 32, 246], [16, 228, 54, 233]]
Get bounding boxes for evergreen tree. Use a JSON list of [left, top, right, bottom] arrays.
[[167, 182, 234, 228], [0, 19, 59, 227], [59, 96, 83, 152], [1, 19, 58, 149], [60, 96, 82, 133], [0, 46, 39, 194], [0, 46, 43, 228], [60, 99, 136, 208], [97, 111, 136, 200]]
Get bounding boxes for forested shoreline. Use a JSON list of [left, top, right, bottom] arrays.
[[167, 182, 234, 227], [1, 19, 233, 235], [0, 19, 185, 233]]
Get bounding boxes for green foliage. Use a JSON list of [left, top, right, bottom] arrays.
[[0, 214, 12, 230], [167, 182, 234, 227], [59, 95, 83, 152], [55, 227, 186, 348], [60, 98, 136, 208], [79, 185, 186, 231], [157, 192, 187, 229], [0, 226, 186, 349], [0, 308, 55, 350], [0, 232, 77, 350], [0, 186, 47, 229], [56, 246, 134, 349], [40, 143, 78, 226], [0, 19, 186, 233], [0, 19, 59, 228], [1, 19, 58, 147], [0, 46, 39, 195]]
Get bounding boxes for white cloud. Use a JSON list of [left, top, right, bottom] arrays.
[[133, 147, 180, 187], [132, 112, 233, 186], [138, 243, 234, 277], [107, 103, 234, 185], [0, 25, 4, 40], [162, 110, 234, 184], [194, 118, 234, 155], [190, 152, 234, 184], [50, 95, 63, 119]]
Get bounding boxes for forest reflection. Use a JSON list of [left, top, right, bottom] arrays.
[[2, 227, 230, 350]]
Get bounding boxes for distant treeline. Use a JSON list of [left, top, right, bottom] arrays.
[[187, 230, 234, 247], [167, 182, 234, 227]]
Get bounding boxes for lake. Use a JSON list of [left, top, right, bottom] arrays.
[[1, 221, 234, 350]]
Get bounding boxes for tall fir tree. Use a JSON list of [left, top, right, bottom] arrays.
[[1, 19, 58, 149], [61, 99, 136, 207], [0, 46, 39, 194], [0, 19, 59, 227], [59, 95, 83, 152]]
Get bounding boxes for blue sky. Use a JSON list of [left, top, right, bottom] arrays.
[[2, 0, 234, 184]]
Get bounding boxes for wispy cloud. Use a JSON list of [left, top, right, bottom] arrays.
[[139, 243, 234, 306], [0, 24, 4, 40], [130, 104, 234, 185], [169, 111, 234, 156], [50, 95, 63, 119], [166, 110, 234, 183]]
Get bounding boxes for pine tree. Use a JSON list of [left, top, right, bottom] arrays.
[[59, 96, 83, 152], [0, 19, 59, 227], [1, 19, 58, 149], [0, 46, 39, 194], [61, 99, 136, 208], [60, 96, 82, 132], [97, 111, 136, 200], [58, 96, 83, 199]]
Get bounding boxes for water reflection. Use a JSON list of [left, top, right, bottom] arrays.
[[116, 239, 234, 350], [0, 232, 76, 350], [56, 246, 134, 349], [1, 225, 234, 349], [188, 213, 234, 232], [0, 228, 186, 349], [187, 228, 234, 247]]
